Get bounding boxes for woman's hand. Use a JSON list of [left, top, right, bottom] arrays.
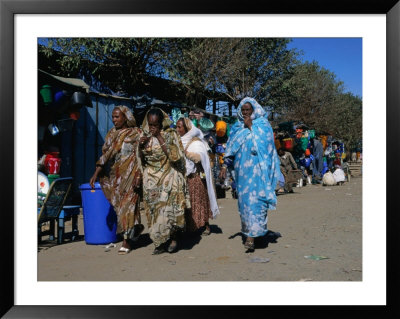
[[243, 115, 252, 130], [89, 174, 97, 189], [139, 136, 150, 148], [90, 166, 103, 188]]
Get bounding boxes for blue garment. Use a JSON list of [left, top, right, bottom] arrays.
[[224, 97, 280, 237], [312, 139, 324, 178]]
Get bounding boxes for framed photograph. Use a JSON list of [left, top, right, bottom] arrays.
[[1, 0, 398, 317]]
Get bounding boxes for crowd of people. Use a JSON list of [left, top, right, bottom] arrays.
[[89, 98, 280, 255], [88, 98, 361, 256], [273, 127, 359, 191]]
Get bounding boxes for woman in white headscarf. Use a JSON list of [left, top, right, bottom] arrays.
[[176, 117, 220, 236], [219, 97, 280, 252]]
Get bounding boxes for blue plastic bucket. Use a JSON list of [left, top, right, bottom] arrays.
[[79, 183, 117, 245]]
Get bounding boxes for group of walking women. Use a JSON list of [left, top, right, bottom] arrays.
[[89, 97, 280, 255]]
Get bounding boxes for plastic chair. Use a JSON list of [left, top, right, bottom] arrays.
[[38, 177, 73, 243]]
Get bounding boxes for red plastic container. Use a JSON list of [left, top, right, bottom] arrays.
[[45, 155, 62, 174], [283, 138, 293, 151]]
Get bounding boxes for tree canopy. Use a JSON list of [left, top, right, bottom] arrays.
[[39, 37, 362, 149]]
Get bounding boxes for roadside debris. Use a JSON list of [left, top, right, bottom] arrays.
[[304, 255, 329, 260], [249, 257, 270, 263]]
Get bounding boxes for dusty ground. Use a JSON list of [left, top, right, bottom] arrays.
[[38, 177, 362, 282]]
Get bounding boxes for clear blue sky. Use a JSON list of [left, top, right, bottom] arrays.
[[287, 38, 362, 98]]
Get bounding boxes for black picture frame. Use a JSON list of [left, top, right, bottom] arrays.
[[1, 0, 399, 317]]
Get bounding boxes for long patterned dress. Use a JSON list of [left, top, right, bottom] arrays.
[[140, 128, 190, 247], [224, 97, 280, 238], [185, 152, 213, 232], [97, 126, 142, 240]]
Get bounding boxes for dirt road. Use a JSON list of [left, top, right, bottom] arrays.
[[38, 177, 362, 282]]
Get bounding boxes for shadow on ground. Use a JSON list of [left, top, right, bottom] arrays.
[[37, 234, 85, 252], [178, 231, 202, 251], [228, 230, 282, 250], [130, 233, 153, 249], [209, 224, 223, 234]]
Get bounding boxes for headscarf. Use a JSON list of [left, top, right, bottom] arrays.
[[141, 107, 173, 134], [226, 97, 266, 156], [179, 117, 219, 218], [179, 118, 210, 152], [114, 105, 136, 127], [236, 97, 266, 122]]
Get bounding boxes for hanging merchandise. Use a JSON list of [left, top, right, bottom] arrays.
[[296, 128, 303, 139], [305, 149, 311, 156], [300, 137, 308, 151], [309, 129, 315, 139], [191, 118, 198, 127], [40, 84, 53, 105], [171, 108, 183, 126], [226, 123, 231, 137], [283, 138, 294, 151], [69, 111, 80, 121], [71, 91, 88, 106], [199, 117, 214, 132], [44, 154, 62, 175], [216, 120, 227, 137], [320, 135, 328, 149], [53, 89, 69, 106], [48, 123, 60, 136]]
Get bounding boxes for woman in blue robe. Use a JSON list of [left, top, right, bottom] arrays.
[[220, 97, 280, 251]]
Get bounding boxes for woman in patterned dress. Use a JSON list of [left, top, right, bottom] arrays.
[[219, 97, 280, 251], [176, 117, 219, 236], [138, 108, 190, 255], [90, 105, 144, 255]]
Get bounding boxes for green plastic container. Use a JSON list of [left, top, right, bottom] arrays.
[[300, 137, 308, 151], [40, 85, 53, 105], [47, 174, 60, 186]]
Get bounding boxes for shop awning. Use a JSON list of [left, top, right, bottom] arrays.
[[39, 69, 90, 93]]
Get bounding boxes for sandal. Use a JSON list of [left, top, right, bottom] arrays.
[[244, 238, 255, 252], [167, 240, 178, 253], [152, 244, 166, 255], [118, 247, 131, 255], [202, 227, 211, 236]]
